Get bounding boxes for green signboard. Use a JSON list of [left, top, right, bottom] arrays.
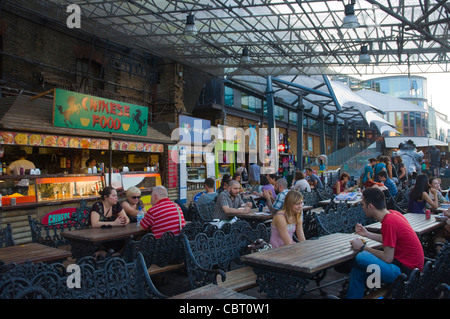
[[53, 89, 148, 136]]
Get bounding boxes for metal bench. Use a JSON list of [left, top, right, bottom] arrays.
[[28, 201, 91, 248], [194, 201, 216, 223], [122, 221, 206, 276], [0, 252, 165, 299], [182, 221, 270, 292], [314, 203, 375, 236], [387, 242, 450, 299], [0, 223, 15, 248]]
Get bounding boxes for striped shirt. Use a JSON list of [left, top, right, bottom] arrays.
[[140, 198, 185, 238]]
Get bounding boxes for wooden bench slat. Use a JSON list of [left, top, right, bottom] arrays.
[[217, 266, 257, 292], [148, 263, 185, 276]]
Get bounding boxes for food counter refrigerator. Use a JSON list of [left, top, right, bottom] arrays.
[[0, 174, 104, 207]]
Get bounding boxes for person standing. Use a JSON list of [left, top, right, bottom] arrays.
[[6, 150, 36, 195], [249, 162, 261, 186], [347, 187, 424, 299], [140, 186, 185, 238], [362, 158, 377, 189]]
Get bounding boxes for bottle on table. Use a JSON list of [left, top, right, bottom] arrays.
[[137, 206, 145, 227]]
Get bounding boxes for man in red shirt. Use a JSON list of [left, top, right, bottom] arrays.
[[347, 187, 424, 299], [140, 186, 185, 238]]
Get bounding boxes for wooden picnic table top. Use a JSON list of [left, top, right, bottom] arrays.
[[241, 232, 382, 275], [62, 223, 150, 244], [365, 213, 446, 236], [169, 283, 256, 299], [317, 197, 362, 206], [225, 207, 273, 220], [0, 243, 72, 265]]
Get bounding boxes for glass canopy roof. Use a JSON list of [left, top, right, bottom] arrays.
[[7, 0, 450, 130], [11, 0, 450, 77]]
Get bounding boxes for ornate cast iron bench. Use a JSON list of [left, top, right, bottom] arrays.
[[122, 221, 207, 276], [183, 221, 270, 292], [0, 252, 166, 299], [28, 201, 91, 248], [386, 242, 450, 299], [0, 223, 15, 248], [194, 201, 216, 223], [314, 203, 375, 237]]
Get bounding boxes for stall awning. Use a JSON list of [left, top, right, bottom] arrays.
[[0, 95, 174, 150], [385, 137, 449, 149]]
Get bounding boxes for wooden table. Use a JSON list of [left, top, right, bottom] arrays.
[[169, 284, 256, 299], [225, 207, 273, 221], [365, 213, 446, 258], [241, 232, 382, 298], [62, 223, 150, 259], [318, 198, 362, 207], [0, 243, 71, 265], [365, 213, 446, 236]]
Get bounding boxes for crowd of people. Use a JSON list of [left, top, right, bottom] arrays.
[[87, 154, 449, 299]]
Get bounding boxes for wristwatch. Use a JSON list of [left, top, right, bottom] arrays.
[[359, 244, 366, 252]]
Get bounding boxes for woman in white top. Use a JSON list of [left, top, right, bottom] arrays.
[[292, 171, 311, 192]]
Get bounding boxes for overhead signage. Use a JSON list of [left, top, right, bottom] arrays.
[[179, 115, 211, 144], [53, 88, 148, 136]]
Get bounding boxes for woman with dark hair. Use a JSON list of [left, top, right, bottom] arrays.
[[254, 174, 276, 199], [217, 174, 231, 194], [394, 155, 407, 188], [90, 186, 130, 227], [292, 171, 311, 192], [333, 172, 356, 195], [407, 174, 438, 214]]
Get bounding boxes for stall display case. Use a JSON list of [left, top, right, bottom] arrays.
[[0, 174, 105, 207], [36, 175, 104, 202], [186, 167, 206, 190]]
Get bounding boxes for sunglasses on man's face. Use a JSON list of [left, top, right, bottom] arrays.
[[131, 196, 141, 199]]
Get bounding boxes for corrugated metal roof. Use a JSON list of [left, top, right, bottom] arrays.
[[0, 95, 174, 144]]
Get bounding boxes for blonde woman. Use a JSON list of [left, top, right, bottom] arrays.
[[269, 190, 306, 248], [121, 186, 145, 222]]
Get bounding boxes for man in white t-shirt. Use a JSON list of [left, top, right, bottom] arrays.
[[6, 150, 36, 194]]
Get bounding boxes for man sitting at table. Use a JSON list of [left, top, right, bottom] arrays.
[[196, 177, 218, 206], [347, 187, 424, 299], [305, 168, 324, 190], [139, 186, 186, 238], [263, 178, 289, 214], [214, 180, 252, 220], [378, 170, 398, 198]]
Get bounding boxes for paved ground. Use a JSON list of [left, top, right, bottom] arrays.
[[154, 264, 349, 299]]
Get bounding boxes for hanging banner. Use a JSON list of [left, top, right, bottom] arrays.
[[53, 88, 148, 136]]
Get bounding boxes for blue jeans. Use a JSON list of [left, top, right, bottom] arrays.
[[346, 251, 401, 299]]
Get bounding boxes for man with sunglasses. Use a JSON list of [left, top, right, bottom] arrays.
[[121, 186, 144, 223]]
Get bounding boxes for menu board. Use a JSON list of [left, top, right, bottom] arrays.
[[167, 145, 178, 189], [111, 140, 164, 153], [0, 131, 109, 150]]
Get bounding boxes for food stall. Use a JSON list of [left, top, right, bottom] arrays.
[[0, 90, 173, 243]]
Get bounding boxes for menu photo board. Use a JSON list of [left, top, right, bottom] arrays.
[[53, 89, 148, 136], [0, 131, 109, 150]]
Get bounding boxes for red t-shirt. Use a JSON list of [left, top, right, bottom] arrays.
[[140, 198, 185, 238], [381, 210, 424, 271]]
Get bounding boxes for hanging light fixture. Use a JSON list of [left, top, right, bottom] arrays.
[[184, 14, 198, 36], [241, 47, 251, 64], [342, 1, 360, 28], [359, 45, 371, 63]]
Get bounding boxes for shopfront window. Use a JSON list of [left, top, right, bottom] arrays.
[[224, 86, 234, 106]]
